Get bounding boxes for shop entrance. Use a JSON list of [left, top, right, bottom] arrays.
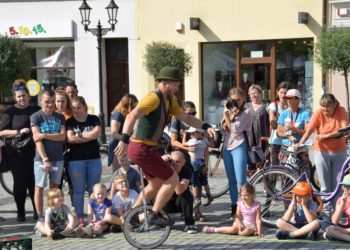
[[240, 63, 272, 101]]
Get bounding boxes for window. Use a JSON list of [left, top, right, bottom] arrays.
[[276, 39, 313, 110], [202, 42, 237, 124], [25, 41, 75, 89]]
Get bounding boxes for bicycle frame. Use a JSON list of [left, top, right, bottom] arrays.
[[138, 167, 149, 227], [265, 155, 350, 204]]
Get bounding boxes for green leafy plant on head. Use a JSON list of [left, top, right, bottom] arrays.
[[143, 41, 193, 79]]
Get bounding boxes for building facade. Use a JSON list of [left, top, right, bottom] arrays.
[[0, 0, 326, 124], [0, 0, 137, 122], [135, 0, 324, 122]]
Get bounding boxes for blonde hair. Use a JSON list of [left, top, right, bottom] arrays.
[[319, 93, 339, 108], [112, 94, 138, 116], [240, 183, 256, 197], [248, 84, 263, 94], [227, 87, 246, 103], [91, 183, 107, 199], [55, 88, 72, 115], [47, 188, 64, 207], [114, 173, 127, 182]]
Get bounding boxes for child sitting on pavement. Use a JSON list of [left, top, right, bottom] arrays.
[[322, 174, 350, 242], [109, 155, 141, 199], [85, 183, 123, 237], [182, 127, 213, 212], [202, 183, 262, 236], [275, 182, 320, 240], [35, 188, 83, 239], [112, 175, 138, 219]]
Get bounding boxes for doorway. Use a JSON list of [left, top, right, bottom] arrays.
[[241, 64, 271, 101], [105, 38, 129, 125]]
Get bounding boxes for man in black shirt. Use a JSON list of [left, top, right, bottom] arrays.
[[163, 151, 197, 234]]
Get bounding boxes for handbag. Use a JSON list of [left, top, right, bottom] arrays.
[[5, 133, 32, 154], [243, 126, 266, 165]]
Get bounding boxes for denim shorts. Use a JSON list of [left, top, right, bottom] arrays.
[[34, 160, 64, 188]]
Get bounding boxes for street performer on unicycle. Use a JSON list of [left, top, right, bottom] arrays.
[[115, 66, 217, 227]]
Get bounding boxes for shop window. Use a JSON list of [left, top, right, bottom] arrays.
[[202, 42, 237, 124], [25, 41, 75, 89], [276, 39, 313, 110]]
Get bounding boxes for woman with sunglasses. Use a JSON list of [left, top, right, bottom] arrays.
[[276, 89, 311, 148], [108, 94, 138, 172], [0, 79, 40, 221], [297, 94, 348, 216], [221, 87, 252, 220]]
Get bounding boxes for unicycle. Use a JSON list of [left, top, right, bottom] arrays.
[[123, 168, 171, 249]]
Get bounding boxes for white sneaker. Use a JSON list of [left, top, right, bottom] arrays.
[[184, 225, 198, 234]]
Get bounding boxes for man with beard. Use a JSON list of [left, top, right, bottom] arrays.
[[115, 66, 216, 227]]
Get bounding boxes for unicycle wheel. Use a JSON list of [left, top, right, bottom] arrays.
[[123, 205, 171, 249]]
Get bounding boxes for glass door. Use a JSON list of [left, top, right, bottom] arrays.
[[241, 63, 271, 101]]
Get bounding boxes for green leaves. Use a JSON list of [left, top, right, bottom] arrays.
[[314, 27, 350, 73], [0, 35, 32, 95], [143, 41, 193, 79]]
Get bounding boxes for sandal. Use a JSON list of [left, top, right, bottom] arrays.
[[202, 226, 215, 233], [203, 196, 214, 207], [195, 212, 206, 222]]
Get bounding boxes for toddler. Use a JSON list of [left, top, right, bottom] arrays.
[[86, 183, 122, 236], [202, 183, 262, 237], [35, 188, 82, 239], [275, 182, 320, 240], [183, 127, 213, 210]]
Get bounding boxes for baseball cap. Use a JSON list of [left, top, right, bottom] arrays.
[[186, 127, 204, 133], [340, 174, 350, 186], [284, 89, 301, 99]]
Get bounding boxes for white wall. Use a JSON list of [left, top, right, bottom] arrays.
[[0, 0, 137, 118]]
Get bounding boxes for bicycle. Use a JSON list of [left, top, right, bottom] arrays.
[[249, 126, 350, 227], [123, 167, 171, 249]]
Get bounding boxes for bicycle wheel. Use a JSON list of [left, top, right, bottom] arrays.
[[100, 149, 113, 193], [250, 168, 297, 227], [0, 171, 14, 196], [123, 205, 171, 249], [203, 148, 229, 198]]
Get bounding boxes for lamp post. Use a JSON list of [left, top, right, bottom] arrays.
[[79, 0, 119, 144]]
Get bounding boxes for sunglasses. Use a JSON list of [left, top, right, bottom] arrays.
[[186, 112, 197, 116], [13, 84, 27, 91], [343, 185, 350, 189], [117, 180, 128, 185]]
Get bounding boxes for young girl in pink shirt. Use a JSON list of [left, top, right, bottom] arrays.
[[202, 183, 262, 236]]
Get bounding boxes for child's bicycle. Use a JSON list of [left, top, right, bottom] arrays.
[[122, 167, 171, 249], [249, 125, 350, 227]]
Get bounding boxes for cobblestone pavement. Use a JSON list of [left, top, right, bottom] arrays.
[[1, 183, 350, 250]]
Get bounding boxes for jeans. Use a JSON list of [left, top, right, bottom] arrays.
[[223, 142, 248, 205], [68, 158, 102, 219]]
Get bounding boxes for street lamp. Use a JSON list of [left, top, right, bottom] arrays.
[[79, 0, 119, 144]]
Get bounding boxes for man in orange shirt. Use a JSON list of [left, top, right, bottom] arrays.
[[298, 94, 348, 216]]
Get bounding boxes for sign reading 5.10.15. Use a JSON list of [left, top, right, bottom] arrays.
[[9, 24, 46, 36]]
